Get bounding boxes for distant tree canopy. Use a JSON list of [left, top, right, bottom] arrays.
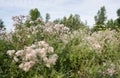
[[105, 8, 120, 31], [106, 19, 115, 29], [25, 8, 43, 27], [45, 13, 50, 23], [94, 6, 107, 25], [54, 14, 87, 30], [92, 7, 120, 32], [11, 7, 120, 32], [29, 8, 42, 21], [116, 8, 120, 28], [92, 6, 107, 32]]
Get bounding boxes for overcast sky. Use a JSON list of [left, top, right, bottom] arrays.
[[0, 0, 120, 31]]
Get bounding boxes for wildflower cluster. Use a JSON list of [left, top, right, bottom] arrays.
[[59, 29, 87, 44], [60, 29, 119, 53], [86, 36, 102, 50], [12, 15, 42, 28], [13, 15, 42, 39], [91, 29, 119, 50], [7, 41, 58, 72], [43, 22, 69, 35], [100, 62, 116, 77], [14, 24, 41, 40], [0, 31, 13, 43], [12, 15, 27, 27]]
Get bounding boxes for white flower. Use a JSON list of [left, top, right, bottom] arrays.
[[19, 63, 24, 69], [13, 56, 19, 62], [43, 57, 48, 62], [63, 26, 70, 32], [54, 24, 63, 32], [45, 62, 51, 68], [44, 27, 53, 33], [38, 48, 46, 58], [25, 47, 32, 53], [7, 50, 15, 56], [36, 18, 42, 22], [23, 61, 35, 72], [27, 35, 31, 38], [25, 52, 36, 61], [38, 41, 49, 48], [48, 47, 54, 53], [31, 44, 36, 49], [19, 61, 36, 72], [29, 21, 34, 24]]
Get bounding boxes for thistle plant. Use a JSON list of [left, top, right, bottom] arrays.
[[7, 41, 58, 72]]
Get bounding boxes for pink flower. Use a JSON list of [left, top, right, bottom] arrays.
[[15, 50, 24, 56], [38, 48, 46, 58]]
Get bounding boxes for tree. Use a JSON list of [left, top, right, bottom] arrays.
[[105, 8, 120, 31], [116, 8, 120, 29], [117, 8, 120, 17], [45, 13, 50, 23], [53, 14, 87, 30], [60, 16, 67, 27], [60, 14, 86, 30], [73, 14, 81, 28], [29, 8, 41, 20], [25, 8, 43, 27], [106, 19, 115, 29], [0, 19, 5, 33], [53, 19, 61, 24], [94, 6, 107, 25], [93, 6, 107, 31]]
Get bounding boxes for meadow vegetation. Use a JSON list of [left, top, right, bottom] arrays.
[[0, 7, 120, 78]]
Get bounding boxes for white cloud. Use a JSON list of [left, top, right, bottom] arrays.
[[0, 0, 120, 31]]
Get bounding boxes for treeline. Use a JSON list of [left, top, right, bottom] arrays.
[[0, 6, 120, 33], [93, 6, 120, 32], [24, 8, 88, 30]]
